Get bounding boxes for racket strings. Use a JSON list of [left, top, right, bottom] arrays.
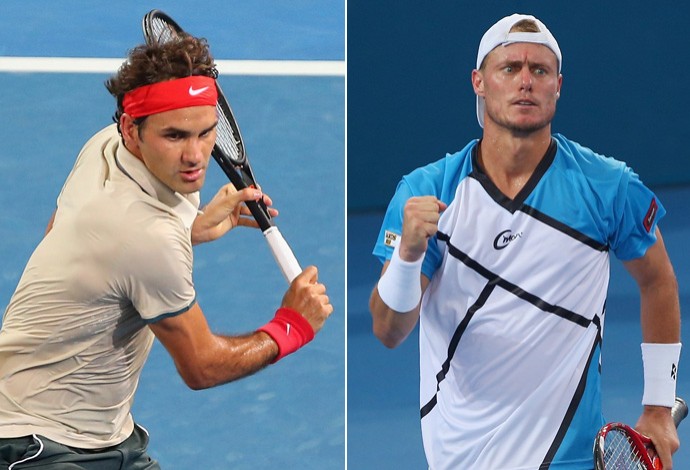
[[215, 107, 243, 163], [149, 18, 178, 44], [603, 430, 647, 469], [146, 15, 244, 165], [145, 12, 245, 169]]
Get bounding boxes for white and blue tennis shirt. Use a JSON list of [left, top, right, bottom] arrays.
[[373, 135, 663, 469]]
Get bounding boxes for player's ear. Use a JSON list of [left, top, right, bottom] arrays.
[[472, 69, 485, 97], [120, 114, 142, 156], [556, 74, 563, 100]]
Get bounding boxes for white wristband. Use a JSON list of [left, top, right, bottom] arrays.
[[377, 243, 423, 313], [641, 342, 681, 407]]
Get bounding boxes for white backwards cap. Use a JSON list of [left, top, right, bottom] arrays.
[[475, 14, 562, 128]]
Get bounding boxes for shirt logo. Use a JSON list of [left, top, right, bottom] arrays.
[[188, 85, 210, 96], [643, 198, 658, 233], [493, 229, 523, 250]]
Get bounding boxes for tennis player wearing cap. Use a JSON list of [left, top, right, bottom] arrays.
[[0, 34, 332, 468], [370, 13, 681, 469]]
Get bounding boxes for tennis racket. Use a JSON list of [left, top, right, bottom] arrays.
[[142, 9, 302, 283], [593, 396, 688, 469]]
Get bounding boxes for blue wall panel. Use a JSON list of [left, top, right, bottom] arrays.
[[348, 2, 690, 212]]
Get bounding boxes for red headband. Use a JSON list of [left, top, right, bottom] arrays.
[[122, 76, 218, 118]]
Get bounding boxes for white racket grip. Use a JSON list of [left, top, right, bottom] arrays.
[[263, 226, 302, 283]]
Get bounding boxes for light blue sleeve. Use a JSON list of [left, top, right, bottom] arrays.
[[372, 184, 443, 279], [609, 166, 666, 261], [548, 135, 665, 261], [372, 143, 477, 279]]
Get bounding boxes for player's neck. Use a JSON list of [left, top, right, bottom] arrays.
[[478, 128, 552, 200]]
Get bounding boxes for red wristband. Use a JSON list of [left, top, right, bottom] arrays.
[[258, 307, 315, 363]]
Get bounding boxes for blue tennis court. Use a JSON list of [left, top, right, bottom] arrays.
[[0, 2, 344, 469]]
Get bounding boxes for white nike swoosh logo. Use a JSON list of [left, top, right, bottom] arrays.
[[188, 86, 209, 96]]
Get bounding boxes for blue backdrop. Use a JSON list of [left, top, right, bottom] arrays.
[[348, 2, 690, 212]]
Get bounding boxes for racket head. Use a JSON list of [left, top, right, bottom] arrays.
[[593, 422, 658, 470], [141, 9, 263, 217], [142, 9, 184, 43], [142, 10, 248, 168], [139, 9, 292, 269], [213, 90, 248, 167]]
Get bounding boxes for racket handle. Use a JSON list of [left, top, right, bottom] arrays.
[[672, 397, 688, 427], [264, 226, 302, 283]]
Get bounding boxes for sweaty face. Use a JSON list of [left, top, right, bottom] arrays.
[[130, 106, 218, 194], [475, 42, 562, 134]]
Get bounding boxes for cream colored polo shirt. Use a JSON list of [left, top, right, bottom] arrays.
[[0, 124, 199, 449]]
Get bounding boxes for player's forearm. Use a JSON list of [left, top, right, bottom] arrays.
[[625, 230, 681, 344], [369, 287, 420, 348], [190, 211, 222, 246], [631, 237, 682, 412], [179, 331, 278, 390], [639, 273, 681, 344]]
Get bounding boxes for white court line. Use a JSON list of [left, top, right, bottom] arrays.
[[0, 57, 345, 77]]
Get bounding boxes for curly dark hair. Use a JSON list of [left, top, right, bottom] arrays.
[[105, 34, 218, 130]]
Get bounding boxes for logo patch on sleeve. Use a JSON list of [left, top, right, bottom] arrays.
[[384, 230, 400, 247], [643, 198, 658, 233]]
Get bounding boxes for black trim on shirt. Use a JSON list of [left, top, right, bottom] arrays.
[[420, 280, 497, 419], [539, 332, 601, 469], [420, 232, 595, 419], [470, 139, 558, 214], [519, 205, 609, 252], [437, 231, 591, 328], [469, 140, 609, 252]]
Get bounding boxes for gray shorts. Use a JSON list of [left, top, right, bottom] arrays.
[[0, 424, 160, 470]]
